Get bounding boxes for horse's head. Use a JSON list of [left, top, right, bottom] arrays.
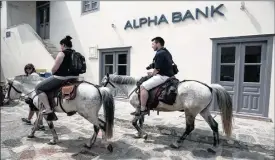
[[101, 73, 116, 88], [6, 77, 23, 100], [5, 75, 44, 101], [101, 73, 139, 97]]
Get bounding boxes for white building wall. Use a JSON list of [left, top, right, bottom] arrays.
[[49, 1, 274, 120], [1, 1, 8, 35], [49, 1, 274, 83], [1, 1, 273, 120], [6, 1, 36, 30]]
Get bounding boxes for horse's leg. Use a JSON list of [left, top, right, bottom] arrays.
[[130, 95, 146, 138], [84, 124, 100, 149], [139, 115, 145, 129], [46, 120, 59, 145], [200, 108, 219, 147], [98, 118, 113, 152], [27, 112, 43, 138], [171, 112, 195, 149], [132, 115, 148, 140]]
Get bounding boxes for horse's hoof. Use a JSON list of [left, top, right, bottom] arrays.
[[133, 133, 142, 139], [170, 142, 179, 149], [143, 133, 148, 140], [48, 140, 57, 145], [27, 135, 35, 138], [84, 144, 92, 149], [207, 148, 216, 154], [107, 144, 113, 153]]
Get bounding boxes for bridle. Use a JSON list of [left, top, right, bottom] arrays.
[[101, 73, 138, 99], [7, 80, 35, 100], [102, 73, 116, 88]]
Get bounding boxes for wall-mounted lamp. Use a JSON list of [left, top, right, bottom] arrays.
[[240, 1, 245, 10]]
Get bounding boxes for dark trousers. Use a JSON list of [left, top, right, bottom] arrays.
[[35, 76, 65, 94]]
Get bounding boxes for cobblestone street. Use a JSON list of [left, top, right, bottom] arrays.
[[1, 101, 274, 160]]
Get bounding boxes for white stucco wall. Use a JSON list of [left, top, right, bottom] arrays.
[[7, 1, 36, 30], [1, 1, 8, 35], [1, 24, 54, 79], [48, 1, 274, 120], [49, 1, 274, 83]]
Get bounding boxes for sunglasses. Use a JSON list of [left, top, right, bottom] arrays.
[[25, 67, 32, 70]]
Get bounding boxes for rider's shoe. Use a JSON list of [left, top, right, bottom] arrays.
[[38, 125, 46, 131], [130, 111, 136, 115], [42, 109, 53, 115], [134, 109, 149, 116], [21, 118, 31, 125]]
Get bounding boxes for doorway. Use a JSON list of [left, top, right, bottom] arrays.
[[212, 35, 273, 118], [36, 1, 50, 39]]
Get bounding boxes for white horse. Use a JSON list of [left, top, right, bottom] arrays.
[[101, 73, 233, 149], [6, 75, 115, 152]]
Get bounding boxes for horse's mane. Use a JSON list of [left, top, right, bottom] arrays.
[[109, 74, 138, 85], [13, 75, 45, 85]]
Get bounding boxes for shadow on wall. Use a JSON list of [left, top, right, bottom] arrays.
[[242, 8, 262, 33], [52, 2, 95, 82]]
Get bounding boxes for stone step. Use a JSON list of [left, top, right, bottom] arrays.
[[46, 48, 59, 52]]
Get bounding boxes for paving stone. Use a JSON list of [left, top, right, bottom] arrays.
[[257, 137, 275, 147], [220, 148, 233, 159], [233, 151, 269, 160], [18, 148, 36, 159], [1, 148, 11, 159], [237, 134, 257, 144], [190, 149, 216, 159], [1, 101, 275, 159]]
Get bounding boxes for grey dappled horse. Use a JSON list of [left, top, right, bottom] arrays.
[[6, 75, 115, 152], [101, 73, 233, 149]]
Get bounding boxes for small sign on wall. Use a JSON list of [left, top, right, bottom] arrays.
[[6, 31, 11, 38], [88, 45, 98, 59]]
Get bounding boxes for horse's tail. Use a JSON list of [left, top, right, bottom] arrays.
[[210, 84, 233, 137], [99, 87, 115, 139]]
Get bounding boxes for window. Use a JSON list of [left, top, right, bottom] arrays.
[[219, 46, 236, 82], [243, 45, 262, 82], [102, 52, 129, 76], [82, 0, 99, 14], [100, 47, 131, 98]]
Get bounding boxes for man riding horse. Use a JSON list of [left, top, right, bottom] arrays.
[[134, 37, 176, 116]]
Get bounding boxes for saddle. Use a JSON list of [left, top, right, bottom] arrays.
[[47, 79, 83, 118], [136, 75, 180, 113]]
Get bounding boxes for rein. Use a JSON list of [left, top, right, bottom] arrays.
[[7, 80, 35, 100]]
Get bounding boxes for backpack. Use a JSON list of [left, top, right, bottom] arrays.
[[69, 50, 86, 74], [161, 48, 179, 75]]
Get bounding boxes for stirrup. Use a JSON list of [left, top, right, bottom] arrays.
[[134, 110, 149, 116]]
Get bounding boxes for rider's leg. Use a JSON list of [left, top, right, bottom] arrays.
[[35, 76, 64, 115], [38, 92, 52, 114], [136, 74, 169, 115], [140, 86, 149, 112]]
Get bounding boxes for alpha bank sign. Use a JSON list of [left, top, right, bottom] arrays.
[[124, 4, 225, 30]]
